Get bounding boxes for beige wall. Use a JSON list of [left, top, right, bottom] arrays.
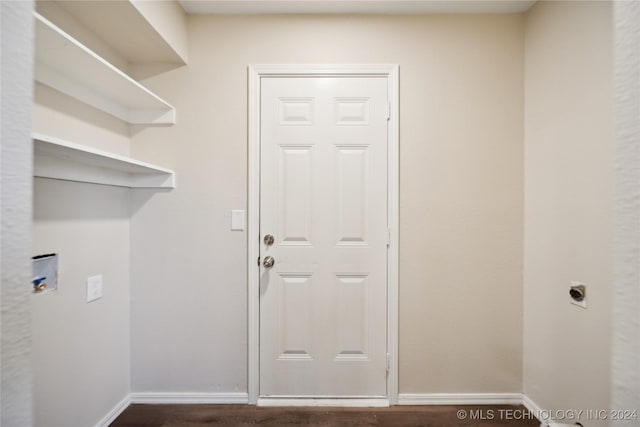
[[130, 14, 524, 394], [31, 15, 132, 427], [32, 87, 132, 426], [131, 0, 189, 63], [32, 178, 131, 427], [36, 1, 131, 73], [523, 0, 614, 419], [29, 0, 189, 423], [21, 0, 632, 420], [33, 84, 130, 156]]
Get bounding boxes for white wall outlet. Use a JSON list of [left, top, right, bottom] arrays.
[[231, 209, 245, 231], [569, 281, 587, 309], [87, 275, 103, 303]]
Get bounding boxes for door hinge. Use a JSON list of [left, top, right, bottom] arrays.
[[386, 101, 391, 121], [386, 228, 391, 247], [386, 353, 391, 375]]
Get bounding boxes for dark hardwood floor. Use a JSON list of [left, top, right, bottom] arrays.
[[110, 404, 541, 427]]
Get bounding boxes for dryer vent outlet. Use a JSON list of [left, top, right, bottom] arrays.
[[569, 282, 587, 309]]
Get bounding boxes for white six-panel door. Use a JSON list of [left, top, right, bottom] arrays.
[[259, 76, 389, 397]]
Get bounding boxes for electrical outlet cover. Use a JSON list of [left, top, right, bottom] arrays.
[[87, 275, 103, 302]]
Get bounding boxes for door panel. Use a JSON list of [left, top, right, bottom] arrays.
[[260, 76, 388, 397], [278, 274, 313, 360], [335, 145, 370, 244], [335, 274, 369, 359], [278, 146, 313, 244]]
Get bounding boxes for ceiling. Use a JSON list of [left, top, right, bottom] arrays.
[[178, 0, 537, 15]]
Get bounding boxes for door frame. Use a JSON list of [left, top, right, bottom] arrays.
[[247, 64, 399, 405]]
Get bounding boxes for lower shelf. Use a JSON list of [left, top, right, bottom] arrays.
[[33, 133, 175, 189]]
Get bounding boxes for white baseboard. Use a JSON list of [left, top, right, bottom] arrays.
[[398, 393, 524, 405], [522, 395, 577, 427], [522, 394, 547, 426], [130, 392, 249, 404], [257, 397, 390, 407], [522, 394, 543, 414], [95, 394, 131, 427]]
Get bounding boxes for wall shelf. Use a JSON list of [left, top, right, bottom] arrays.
[[33, 134, 176, 189], [34, 12, 176, 125], [55, 1, 188, 65]]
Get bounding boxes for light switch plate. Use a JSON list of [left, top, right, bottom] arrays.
[[87, 275, 103, 303], [231, 209, 245, 231]]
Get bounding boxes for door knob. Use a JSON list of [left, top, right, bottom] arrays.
[[264, 234, 275, 246], [263, 256, 275, 268]]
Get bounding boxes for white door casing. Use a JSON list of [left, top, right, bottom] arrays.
[[248, 65, 399, 405]]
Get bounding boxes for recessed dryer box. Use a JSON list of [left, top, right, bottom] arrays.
[[32, 253, 58, 294]]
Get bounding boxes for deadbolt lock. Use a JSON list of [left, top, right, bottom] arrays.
[[264, 234, 275, 246]]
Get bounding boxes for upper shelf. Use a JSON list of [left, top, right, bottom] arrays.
[[33, 133, 176, 189], [55, 0, 188, 65], [34, 12, 176, 125]]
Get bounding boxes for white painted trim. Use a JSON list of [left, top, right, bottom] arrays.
[[521, 393, 542, 415], [95, 395, 131, 427], [398, 393, 524, 405], [247, 64, 400, 405], [247, 65, 262, 405], [522, 394, 580, 427], [543, 423, 579, 427], [130, 392, 249, 404], [249, 63, 399, 77], [258, 398, 390, 407], [386, 64, 400, 405], [33, 133, 176, 188]]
